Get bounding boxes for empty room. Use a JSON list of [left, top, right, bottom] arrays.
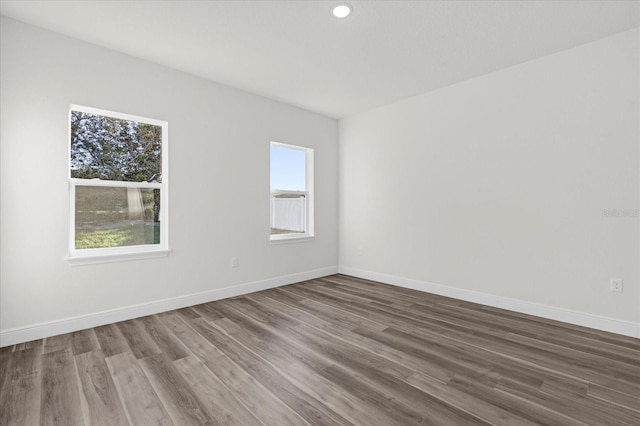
[[1, 1, 638, 425]]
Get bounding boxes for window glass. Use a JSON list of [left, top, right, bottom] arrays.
[[270, 144, 305, 191], [75, 186, 160, 249], [71, 111, 162, 182]]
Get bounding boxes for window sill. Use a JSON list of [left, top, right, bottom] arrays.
[[66, 249, 171, 266], [270, 235, 315, 244]]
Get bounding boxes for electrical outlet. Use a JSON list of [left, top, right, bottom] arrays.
[[231, 257, 239, 268], [609, 278, 623, 292]]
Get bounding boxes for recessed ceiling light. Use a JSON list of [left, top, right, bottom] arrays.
[[332, 4, 352, 19]]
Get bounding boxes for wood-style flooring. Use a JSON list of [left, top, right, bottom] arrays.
[[1, 274, 639, 425]]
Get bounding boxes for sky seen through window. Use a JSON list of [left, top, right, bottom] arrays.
[[270, 144, 305, 191]]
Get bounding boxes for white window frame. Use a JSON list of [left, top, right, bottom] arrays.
[[66, 105, 170, 265], [270, 141, 314, 242]]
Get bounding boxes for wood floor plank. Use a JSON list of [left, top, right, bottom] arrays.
[[14, 339, 44, 352], [587, 382, 640, 413], [316, 279, 400, 306], [212, 300, 302, 367], [0, 348, 41, 425], [247, 291, 354, 336], [330, 274, 444, 305], [216, 295, 446, 426], [545, 331, 640, 366], [105, 351, 173, 426], [262, 291, 362, 336], [139, 353, 214, 425], [116, 318, 161, 359], [217, 298, 365, 386], [43, 333, 72, 354], [424, 300, 640, 369], [248, 292, 456, 383], [323, 275, 415, 302], [409, 317, 640, 395], [288, 324, 491, 425], [540, 377, 637, 424], [190, 301, 225, 322], [283, 360, 412, 426], [75, 350, 129, 426], [94, 323, 130, 357], [319, 363, 425, 425], [355, 325, 526, 384], [191, 318, 352, 426], [160, 306, 201, 320], [226, 296, 340, 365], [139, 315, 190, 361], [72, 328, 100, 356], [230, 292, 457, 399], [161, 313, 308, 426], [0, 346, 14, 396], [280, 287, 388, 332], [1, 274, 638, 425], [293, 322, 415, 381], [597, 332, 640, 350], [313, 288, 640, 398], [174, 355, 263, 426], [263, 285, 308, 303], [40, 348, 83, 425], [407, 371, 538, 426], [448, 373, 584, 426]]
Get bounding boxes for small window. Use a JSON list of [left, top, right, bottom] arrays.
[[67, 105, 169, 264], [270, 142, 314, 241]]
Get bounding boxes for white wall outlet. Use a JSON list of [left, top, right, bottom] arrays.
[[609, 278, 623, 292], [231, 257, 239, 268]]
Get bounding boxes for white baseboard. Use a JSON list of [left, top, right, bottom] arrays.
[[0, 266, 338, 347], [4, 265, 637, 346], [339, 266, 640, 339]]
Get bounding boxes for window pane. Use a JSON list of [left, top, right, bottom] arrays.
[[75, 186, 160, 249], [270, 145, 306, 191], [70, 111, 162, 183], [271, 193, 306, 235]]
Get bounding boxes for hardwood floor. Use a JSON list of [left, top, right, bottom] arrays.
[[1, 274, 638, 425]]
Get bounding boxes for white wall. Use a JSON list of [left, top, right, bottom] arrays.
[[0, 17, 338, 336], [339, 29, 639, 324]]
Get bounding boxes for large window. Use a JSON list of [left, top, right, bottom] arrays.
[[270, 142, 314, 241], [67, 105, 169, 264]]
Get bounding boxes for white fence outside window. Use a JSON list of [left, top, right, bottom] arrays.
[[270, 191, 307, 233]]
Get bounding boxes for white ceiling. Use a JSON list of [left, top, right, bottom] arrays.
[[1, 0, 638, 118]]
